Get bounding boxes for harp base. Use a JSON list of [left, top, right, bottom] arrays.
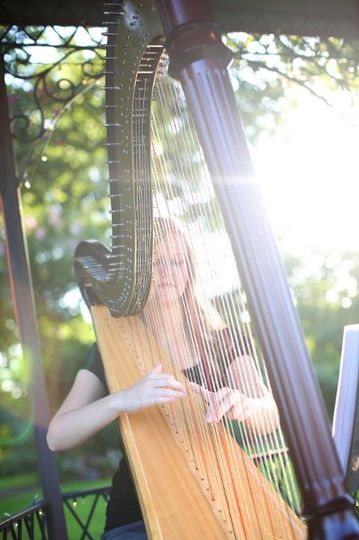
[[91, 305, 307, 540]]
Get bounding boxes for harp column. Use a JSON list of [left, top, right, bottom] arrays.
[[154, 0, 359, 538]]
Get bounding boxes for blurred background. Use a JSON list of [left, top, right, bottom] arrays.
[[1, 20, 359, 533]]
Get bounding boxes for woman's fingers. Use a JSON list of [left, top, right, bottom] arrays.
[[129, 367, 256, 424], [205, 389, 232, 423], [188, 382, 211, 400], [188, 381, 202, 393], [143, 385, 186, 408], [204, 389, 248, 423], [189, 383, 233, 421], [139, 362, 186, 392], [120, 367, 188, 413], [144, 369, 187, 404], [147, 395, 178, 406], [149, 374, 186, 392], [150, 387, 187, 399], [150, 363, 163, 375]]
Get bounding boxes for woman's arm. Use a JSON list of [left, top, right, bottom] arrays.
[[190, 355, 280, 435], [226, 355, 280, 434], [47, 364, 186, 452]]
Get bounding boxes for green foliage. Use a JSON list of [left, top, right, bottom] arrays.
[[284, 251, 359, 417], [226, 34, 359, 140]]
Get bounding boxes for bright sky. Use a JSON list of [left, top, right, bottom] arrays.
[[252, 88, 359, 257]]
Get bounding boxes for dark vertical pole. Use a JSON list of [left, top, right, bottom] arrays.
[[0, 55, 68, 539], [155, 0, 359, 538]]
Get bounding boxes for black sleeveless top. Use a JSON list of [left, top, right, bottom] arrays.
[[82, 344, 206, 532]]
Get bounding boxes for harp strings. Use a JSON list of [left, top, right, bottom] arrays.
[[128, 49, 301, 535], [133, 52, 242, 535], [140, 195, 284, 535], [148, 122, 272, 536], [149, 115, 247, 528], [134, 57, 234, 519], [150, 56, 301, 513], [139, 223, 240, 534]]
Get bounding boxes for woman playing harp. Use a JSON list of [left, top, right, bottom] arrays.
[[46, 217, 280, 539]]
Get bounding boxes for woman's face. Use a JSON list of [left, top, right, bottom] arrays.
[[151, 231, 190, 305]]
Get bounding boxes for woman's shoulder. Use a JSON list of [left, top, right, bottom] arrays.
[[83, 342, 101, 361], [213, 325, 253, 362], [80, 343, 107, 387]]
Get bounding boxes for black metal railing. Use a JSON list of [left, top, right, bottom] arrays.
[[0, 486, 110, 540], [0, 501, 49, 540], [62, 486, 110, 540]]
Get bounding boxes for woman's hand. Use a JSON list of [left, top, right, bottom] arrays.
[[47, 365, 186, 452], [113, 364, 187, 413], [190, 381, 279, 434], [189, 382, 258, 423]]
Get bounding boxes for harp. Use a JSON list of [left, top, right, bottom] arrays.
[[74, 0, 359, 538]]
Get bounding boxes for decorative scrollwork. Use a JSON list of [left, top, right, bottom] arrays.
[[0, 24, 105, 184]]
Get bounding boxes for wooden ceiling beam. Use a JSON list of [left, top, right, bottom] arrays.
[[0, 0, 358, 38]]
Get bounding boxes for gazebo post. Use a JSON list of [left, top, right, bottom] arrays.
[[0, 54, 68, 540]]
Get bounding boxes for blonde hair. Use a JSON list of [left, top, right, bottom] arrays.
[[153, 217, 224, 333]]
